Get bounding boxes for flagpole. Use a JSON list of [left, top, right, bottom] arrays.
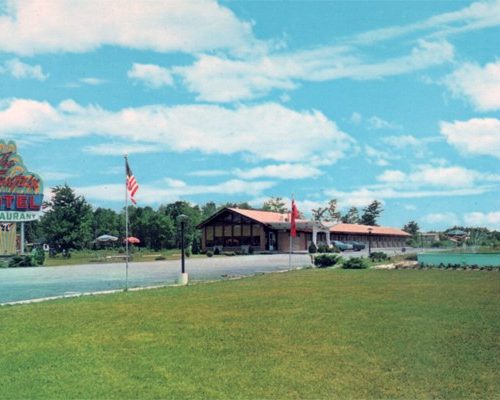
[[124, 154, 129, 291]]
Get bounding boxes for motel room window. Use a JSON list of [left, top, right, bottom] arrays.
[[206, 228, 214, 240], [224, 225, 232, 237], [242, 224, 251, 236], [234, 224, 241, 236], [215, 225, 223, 237]]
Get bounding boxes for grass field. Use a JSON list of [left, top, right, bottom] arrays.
[[0, 269, 498, 399], [43, 248, 197, 267]]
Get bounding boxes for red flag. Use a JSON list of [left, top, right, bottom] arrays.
[[126, 159, 139, 205], [291, 199, 299, 237]]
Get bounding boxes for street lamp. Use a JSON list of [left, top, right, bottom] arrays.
[[368, 227, 373, 257], [177, 214, 188, 285]]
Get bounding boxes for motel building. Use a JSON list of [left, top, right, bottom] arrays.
[[197, 207, 410, 253]]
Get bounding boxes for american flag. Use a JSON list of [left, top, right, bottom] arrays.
[[126, 158, 139, 204]]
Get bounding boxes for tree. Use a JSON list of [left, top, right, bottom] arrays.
[[93, 208, 121, 238], [342, 207, 360, 224], [403, 221, 420, 236], [39, 185, 93, 251], [262, 197, 287, 213], [312, 199, 341, 222], [202, 201, 217, 219], [360, 200, 383, 226]]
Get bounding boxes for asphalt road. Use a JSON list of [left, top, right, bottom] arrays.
[[0, 248, 434, 304], [0, 254, 312, 304]]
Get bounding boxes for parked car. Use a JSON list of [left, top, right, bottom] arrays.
[[332, 240, 353, 251], [348, 241, 366, 251]]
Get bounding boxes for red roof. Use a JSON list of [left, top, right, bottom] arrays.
[[330, 223, 410, 237], [203, 208, 409, 237], [228, 208, 293, 223]]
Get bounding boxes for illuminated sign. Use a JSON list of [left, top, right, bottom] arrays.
[[0, 141, 43, 221]]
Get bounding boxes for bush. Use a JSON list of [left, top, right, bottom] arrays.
[[32, 247, 45, 266], [342, 257, 369, 269], [214, 247, 220, 255], [223, 251, 236, 256], [185, 246, 191, 258], [317, 244, 330, 253], [248, 246, 254, 255], [155, 256, 166, 261], [206, 250, 214, 257], [314, 254, 341, 268], [9, 255, 34, 268], [191, 238, 201, 255], [370, 252, 388, 262], [308, 243, 317, 254]]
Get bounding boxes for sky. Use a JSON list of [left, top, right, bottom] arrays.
[[0, 0, 499, 231]]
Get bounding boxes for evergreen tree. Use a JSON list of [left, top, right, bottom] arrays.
[[342, 207, 360, 224], [39, 185, 93, 251], [360, 200, 383, 226], [403, 220, 420, 235], [262, 197, 287, 213]]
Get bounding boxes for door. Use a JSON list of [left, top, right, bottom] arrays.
[[268, 231, 277, 251]]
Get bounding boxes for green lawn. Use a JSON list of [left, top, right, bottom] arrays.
[[0, 269, 498, 399], [43, 249, 206, 267]]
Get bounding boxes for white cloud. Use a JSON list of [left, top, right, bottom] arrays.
[[421, 212, 460, 226], [367, 116, 401, 130], [234, 163, 322, 180], [188, 169, 229, 177], [326, 186, 490, 209], [0, 98, 355, 164], [38, 170, 78, 181], [80, 77, 107, 86], [0, 0, 259, 56], [0, 58, 48, 80], [127, 63, 174, 89], [364, 145, 395, 166], [444, 61, 500, 112], [350, 0, 500, 45], [83, 143, 162, 156], [76, 179, 275, 204], [377, 165, 499, 188], [440, 118, 500, 159], [176, 39, 454, 102], [463, 211, 500, 229]]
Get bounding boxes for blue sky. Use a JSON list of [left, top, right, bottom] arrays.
[[0, 0, 499, 230]]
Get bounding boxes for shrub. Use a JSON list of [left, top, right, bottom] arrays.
[[155, 255, 166, 261], [30, 247, 45, 266], [342, 257, 369, 269], [9, 255, 34, 268], [314, 254, 340, 268], [185, 246, 191, 258], [308, 243, 317, 254], [223, 251, 236, 256], [317, 244, 330, 253], [248, 246, 254, 255], [370, 252, 388, 262], [206, 250, 214, 257], [191, 238, 201, 255], [214, 247, 220, 255]]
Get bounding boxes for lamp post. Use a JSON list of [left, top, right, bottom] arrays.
[[177, 214, 188, 285], [368, 227, 373, 257]]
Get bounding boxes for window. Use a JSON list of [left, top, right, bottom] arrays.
[[215, 225, 223, 237], [206, 227, 214, 240], [234, 224, 241, 236], [224, 225, 232, 237], [242, 224, 251, 236]]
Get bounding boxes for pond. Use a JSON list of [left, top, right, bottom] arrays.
[[417, 253, 500, 267]]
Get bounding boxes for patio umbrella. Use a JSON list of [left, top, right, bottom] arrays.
[[124, 236, 140, 244], [96, 234, 118, 242]]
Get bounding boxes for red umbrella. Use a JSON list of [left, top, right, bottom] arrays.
[[124, 236, 140, 244]]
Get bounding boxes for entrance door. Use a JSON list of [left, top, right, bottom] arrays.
[[268, 231, 277, 251]]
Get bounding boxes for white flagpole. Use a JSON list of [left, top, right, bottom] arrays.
[[124, 155, 129, 291]]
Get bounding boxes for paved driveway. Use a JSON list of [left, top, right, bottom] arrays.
[[0, 254, 312, 304]]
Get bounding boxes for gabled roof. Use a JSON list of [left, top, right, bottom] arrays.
[[227, 208, 291, 223], [330, 223, 410, 237]]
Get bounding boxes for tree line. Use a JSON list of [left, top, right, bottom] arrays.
[[26, 186, 385, 252]]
